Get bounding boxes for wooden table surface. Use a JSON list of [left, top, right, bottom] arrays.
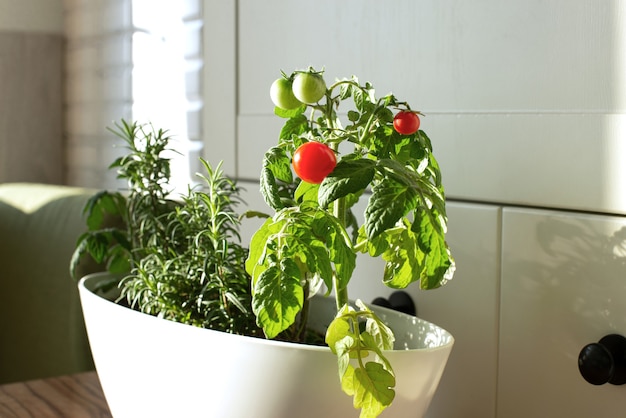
[[0, 371, 112, 417]]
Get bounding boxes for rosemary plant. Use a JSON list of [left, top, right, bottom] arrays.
[[71, 120, 258, 336]]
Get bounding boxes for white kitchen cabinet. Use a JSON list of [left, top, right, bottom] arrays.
[[499, 208, 626, 418], [202, 1, 626, 416], [229, 0, 626, 215]]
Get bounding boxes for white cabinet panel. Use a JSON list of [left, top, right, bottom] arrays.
[[235, 0, 626, 214], [499, 208, 626, 418], [237, 113, 626, 215], [431, 113, 626, 215], [238, 0, 625, 114], [202, 0, 237, 175], [341, 202, 501, 418], [417, 203, 501, 418], [338, 202, 501, 418]]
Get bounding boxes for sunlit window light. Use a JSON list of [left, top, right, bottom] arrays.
[[131, 0, 192, 193]]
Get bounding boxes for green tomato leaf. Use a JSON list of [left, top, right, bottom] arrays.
[[301, 239, 334, 290], [263, 146, 293, 183], [294, 181, 319, 204], [352, 362, 395, 418], [339, 79, 354, 100], [381, 222, 424, 289], [326, 303, 353, 355], [279, 113, 308, 142], [327, 302, 397, 418], [347, 110, 360, 122], [393, 133, 427, 164], [413, 209, 456, 289], [353, 87, 366, 112], [274, 104, 306, 119], [378, 216, 454, 290], [260, 167, 284, 211], [358, 301, 395, 351], [252, 258, 304, 339], [85, 231, 113, 264], [341, 363, 357, 397], [319, 159, 376, 208], [377, 106, 394, 124], [245, 216, 277, 280], [364, 177, 417, 240], [311, 211, 356, 291]]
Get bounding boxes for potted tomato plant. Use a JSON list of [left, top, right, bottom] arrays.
[[75, 67, 455, 418], [248, 67, 455, 416]]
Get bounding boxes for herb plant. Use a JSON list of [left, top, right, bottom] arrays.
[[246, 67, 455, 417], [71, 120, 257, 336]]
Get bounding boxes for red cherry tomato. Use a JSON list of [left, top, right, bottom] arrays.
[[292, 142, 337, 184], [393, 111, 420, 135]]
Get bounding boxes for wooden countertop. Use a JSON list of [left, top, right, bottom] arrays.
[[0, 372, 112, 417]]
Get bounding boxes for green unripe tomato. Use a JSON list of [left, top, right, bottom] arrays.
[[292, 72, 326, 104], [270, 78, 303, 110]]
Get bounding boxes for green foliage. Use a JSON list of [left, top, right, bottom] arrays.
[[121, 160, 258, 335], [71, 120, 257, 336], [326, 301, 396, 418], [71, 67, 456, 417], [246, 68, 456, 417], [247, 202, 356, 340], [70, 119, 173, 277]]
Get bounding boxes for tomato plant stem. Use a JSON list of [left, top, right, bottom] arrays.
[[323, 88, 351, 311], [332, 195, 350, 311]]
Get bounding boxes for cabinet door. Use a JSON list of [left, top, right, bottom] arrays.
[[347, 202, 501, 418], [499, 208, 626, 418], [418, 203, 501, 418]]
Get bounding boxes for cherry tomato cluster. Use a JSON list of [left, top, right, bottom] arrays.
[[270, 72, 326, 110], [271, 71, 422, 185], [271, 71, 334, 184]]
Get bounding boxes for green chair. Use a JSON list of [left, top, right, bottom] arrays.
[[0, 183, 99, 384]]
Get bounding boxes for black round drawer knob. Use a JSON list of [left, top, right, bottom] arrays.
[[578, 334, 626, 385], [371, 291, 416, 316]]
